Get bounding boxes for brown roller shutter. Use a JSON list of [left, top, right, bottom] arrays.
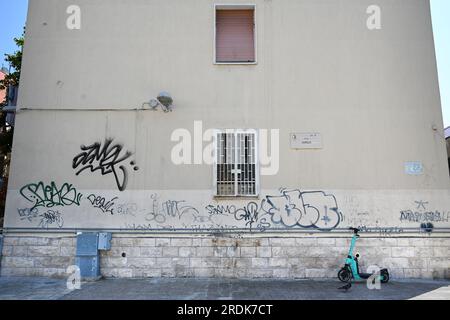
[[216, 9, 255, 63]]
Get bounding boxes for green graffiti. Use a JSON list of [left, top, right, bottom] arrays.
[[19, 181, 83, 209]]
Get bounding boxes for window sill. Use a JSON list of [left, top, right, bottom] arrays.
[[213, 195, 260, 200], [214, 61, 257, 66]]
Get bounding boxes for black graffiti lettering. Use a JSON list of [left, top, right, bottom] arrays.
[[205, 205, 236, 216], [115, 203, 138, 216], [123, 223, 153, 230], [145, 211, 166, 223], [235, 202, 260, 231], [358, 225, 403, 235], [87, 194, 118, 215], [17, 186, 343, 232], [145, 193, 201, 223], [39, 210, 64, 229], [193, 215, 213, 223], [163, 200, 199, 219], [18, 207, 40, 222], [20, 181, 82, 209], [256, 217, 271, 232], [261, 189, 343, 231], [72, 139, 138, 192], [204, 202, 270, 232], [399, 209, 449, 223], [163, 200, 184, 217], [17, 207, 64, 229], [200, 189, 343, 232], [145, 194, 167, 223]]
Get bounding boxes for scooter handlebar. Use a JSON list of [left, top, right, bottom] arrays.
[[349, 227, 360, 234]]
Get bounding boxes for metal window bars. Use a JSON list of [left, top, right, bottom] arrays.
[[215, 130, 258, 197]]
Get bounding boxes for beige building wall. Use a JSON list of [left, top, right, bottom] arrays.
[[11, 0, 449, 187], [1, 0, 449, 279]]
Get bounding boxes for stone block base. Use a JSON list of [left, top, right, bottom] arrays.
[[1, 235, 449, 279]]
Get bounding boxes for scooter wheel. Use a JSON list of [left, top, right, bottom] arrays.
[[381, 270, 389, 283], [338, 268, 352, 283]]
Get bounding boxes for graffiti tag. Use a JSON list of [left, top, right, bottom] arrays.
[[18, 208, 64, 229], [20, 181, 82, 209], [72, 139, 138, 192], [87, 194, 118, 215], [262, 189, 343, 230]]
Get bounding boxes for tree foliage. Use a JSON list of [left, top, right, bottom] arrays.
[[0, 29, 24, 225], [0, 31, 24, 92], [0, 29, 23, 153]]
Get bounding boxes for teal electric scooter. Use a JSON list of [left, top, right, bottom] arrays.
[[338, 227, 389, 283]]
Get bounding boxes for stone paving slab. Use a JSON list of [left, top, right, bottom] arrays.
[[0, 277, 73, 300], [0, 277, 449, 300], [410, 285, 450, 300]]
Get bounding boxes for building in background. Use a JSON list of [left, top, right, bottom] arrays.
[[1, 0, 449, 280], [0, 67, 17, 126], [446, 127, 450, 173], [3, 90, 18, 127], [0, 68, 7, 104]]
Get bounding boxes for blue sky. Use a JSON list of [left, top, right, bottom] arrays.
[[0, 0, 28, 68], [0, 0, 449, 127], [431, 0, 450, 128]]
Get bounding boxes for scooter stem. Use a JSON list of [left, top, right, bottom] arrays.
[[348, 235, 356, 256]]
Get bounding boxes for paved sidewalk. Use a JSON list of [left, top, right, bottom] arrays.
[[0, 277, 449, 300], [409, 285, 450, 300]]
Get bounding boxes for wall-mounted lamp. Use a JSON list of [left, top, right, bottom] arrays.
[[142, 91, 174, 113]]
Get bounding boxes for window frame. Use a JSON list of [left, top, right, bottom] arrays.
[[213, 129, 260, 198], [213, 4, 258, 65]]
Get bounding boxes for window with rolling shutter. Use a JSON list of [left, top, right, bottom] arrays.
[[214, 130, 259, 197], [215, 8, 256, 63]]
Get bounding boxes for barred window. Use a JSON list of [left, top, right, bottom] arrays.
[[214, 130, 259, 197]]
